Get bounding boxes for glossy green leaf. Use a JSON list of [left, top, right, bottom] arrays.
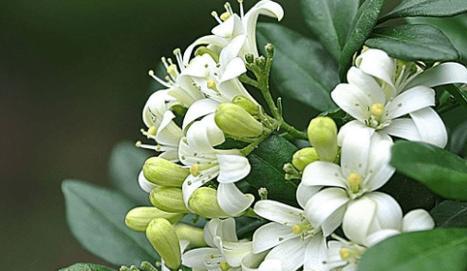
[[300, 0, 359, 60], [59, 263, 115, 271], [109, 141, 150, 204], [358, 228, 467, 271], [339, 0, 385, 79], [449, 120, 467, 156], [257, 23, 339, 112], [381, 0, 467, 21], [244, 135, 298, 205], [365, 24, 459, 62], [431, 200, 467, 227], [390, 141, 467, 201], [62, 180, 158, 266]]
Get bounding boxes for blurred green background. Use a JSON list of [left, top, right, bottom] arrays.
[[0, 0, 465, 270]]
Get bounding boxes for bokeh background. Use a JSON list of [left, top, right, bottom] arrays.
[[0, 0, 465, 270]]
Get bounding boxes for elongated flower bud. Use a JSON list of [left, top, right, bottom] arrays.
[[125, 207, 183, 232], [188, 187, 228, 218], [150, 187, 188, 213], [215, 103, 263, 138], [307, 117, 338, 162], [143, 157, 189, 187], [174, 224, 207, 247], [232, 95, 260, 116], [292, 147, 320, 171], [146, 218, 181, 270]]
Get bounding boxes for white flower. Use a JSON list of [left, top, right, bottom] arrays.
[[241, 252, 283, 271], [332, 48, 467, 148], [302, 125, 398, 236], [183, 0, 284, 63], [252, 196, 327, 271], [179, 115, 254, 216], [182, 218, 252, 271]]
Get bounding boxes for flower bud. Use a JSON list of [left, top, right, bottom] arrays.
[[150, 187, 188, 213], [125, 207, 183, 232], [146, 218, 181, 270], [245, 53, 255, 64], [307, 117, 338, 162], [215, 103, 263, 139], [292, 147, 320, 171], [188, 187, 228, 218], [265, 43, 274, 58], [143, 157, 189, 187], [174, 224, 207, 247], [232, 95, 260, 116]]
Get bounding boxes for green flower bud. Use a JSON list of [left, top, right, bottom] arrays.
[[292, 147, 320, 171], [175, 224, 207, 247], [125, 207, 183, 232], [245, 53, 255, 64], [150, 187, 188, 213], [265, 43, 275, 58], [188, 187, 228, 218], [232, 95, 260, 116], [143, 157, 189, 187], [214, 103, 263, 139], [307, 117, 338, 162], [146, 218, 181, 270]]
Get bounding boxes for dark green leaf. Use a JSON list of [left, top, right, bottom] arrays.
[[244, 135, 298, 205], [109, 141, 150, 204], [390, 141, 467, 201], [339, 0, 385, 79], [445, 85, 467, 107], [62, 180, 158, 266], [365, 24, 459, 62], [381, 0, 467, 21], [59, 263, 115, 271], [300, 0, 359, 60], [358, 228, 467, 271], [235, 217, 266, 239], [449, 120, 467, 155], [431, 200, 467, 227], [257, 23, 339, 112]]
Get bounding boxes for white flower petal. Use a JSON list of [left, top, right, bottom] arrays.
[[410, 107, 448, 147], [407, 62, 467, 89], [218, 78, 257, 103], [385, 86, 435, 119], [200, 114, 225, 147], [365, 229, 400, 247], [156, 111, 183, 147], [217, 154, 251, 183], [265, 238, 305, 271], [402, 209, 435, 232], [217, 183, 254, 216], [347, 67, 386, 104], [326, 241, 348, 270], [356, 49, 396, 97], [183, 35, 228, 65], [158, 148, 179, 162], [304, 232, 327, 271], [241, 252, 268, 271], [302, 162, 346, 188], [337, 120, 369, 146], [212, 14, 244, 38], [364, 133, 394, 191], [296, 183, 321, 209], [182, 170, 219, 207], [381, 118, 422, 142], [222, 240, 252, 267], [254, 200, 303, 225], [252, 222, 296, 253], [182, 247, 220, 269], [258, 260, 283, 271], [220, 57, 247, 82], [187, 120, 216, 152], [218, 217, 238, 242], [142, 90, 174, 127], [366, 192, 403, 231], [331, 83, 372, 122], [340, 125, 374, 177], [343, 196, 377, 245], [305, 188, 349, 236], [219, 34, 246, 67], [138, 170, 157, 193], [183, 99, 220, 130], [184, 53, 218, 78]]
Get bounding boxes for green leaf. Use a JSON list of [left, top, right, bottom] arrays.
[[381, 0, 467, 21], [300, 0, 359, 60], [59, 263, 115, 271], [358, 228, 467, 271], [243, 135, 298, 205], [390, 141, 467, 201], [445, 85, 467, 107], [109, 141, 150, 204], [257, 23, 339, 112], [431, 200, 467, 227], [339, 0, 385, 79], [365, 24, 459, 62], [449, 120, 467, 155], [62, 180, 158, 266]]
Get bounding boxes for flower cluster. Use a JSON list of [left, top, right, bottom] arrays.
[[123, 1, 467, 271]]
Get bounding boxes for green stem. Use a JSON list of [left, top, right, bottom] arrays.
[[241, 132, 270, 156], [280, 122, 308, 140]]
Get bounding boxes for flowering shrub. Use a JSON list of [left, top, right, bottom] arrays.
[[61, 1, 467, 271]]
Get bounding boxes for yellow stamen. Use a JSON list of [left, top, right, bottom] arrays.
[[370, 103, 385, 121], [347, 172, 362, 194], [220, 261, 230, 271], [339, 247, 351, 260], [291, 224, 302, 235], [207, 79, 217, 90], [190, 164, 201, 177], [166, 64, 178, 78], [147, 126, 157, 136], [220, 11, 231, 21]]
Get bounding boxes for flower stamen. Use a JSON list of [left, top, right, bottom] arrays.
[[347, 172, 362, 194]]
